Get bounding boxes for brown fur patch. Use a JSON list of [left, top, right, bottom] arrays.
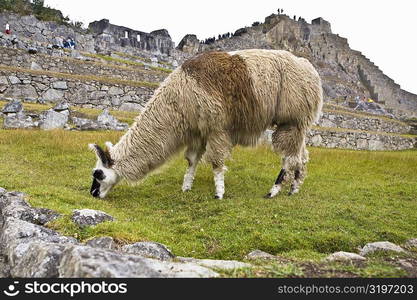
[[182, 52, 258, 132]]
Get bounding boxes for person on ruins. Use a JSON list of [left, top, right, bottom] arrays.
[[5, 23, 11, 34]]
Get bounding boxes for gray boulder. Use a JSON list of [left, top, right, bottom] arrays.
[[326, 251, 366, 262], [86, 237, 115, 250], [71, 112, 128, 131], [40, 109, 68, 130], [42, 88, 64, 102], [359, 241, 406, 256], [8, 76, 21, 85], [0, 217, 77, 267], [3, 112, 37, 129], [405, 238, 417, 249], [71, 209, 114, 227], [58, 245, 218, 278], [122, 242, 174, 261], [2, 100, 23, 113], [108, 86, 124, 96], [0, 256, 10, 278], [11, 242, 68, 278], [71, 117, 100, 130], [52, 81, 68, 90], [30, 61, 42, 70], [177, 257, 251, 270], [53, 101, 70, 112], [245, 249, 277, 260], [0, 191, 59, 225], [97, 109, 128, 130]]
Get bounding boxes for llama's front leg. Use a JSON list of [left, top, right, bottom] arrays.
[[213, 166, 227, 199], [182, 148, 203, 192], [205, 131, 232, 199]]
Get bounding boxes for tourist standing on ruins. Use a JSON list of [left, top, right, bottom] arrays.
[[5, 23, 11, 34]]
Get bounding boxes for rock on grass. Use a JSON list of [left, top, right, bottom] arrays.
[[86, 237, 115, 250], [359, 241, 405, 256], [245, 250, 277, 260], [326, 251, 366, 262], [71, 209, 114, 227], [121, 242, 174, 261]]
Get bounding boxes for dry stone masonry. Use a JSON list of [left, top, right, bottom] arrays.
[[0, 70, 154, 111]]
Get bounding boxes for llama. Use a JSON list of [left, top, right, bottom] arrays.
[[89, 49, 323, 199]]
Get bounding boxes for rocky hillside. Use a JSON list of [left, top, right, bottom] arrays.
[[178, 14, 417, 118]]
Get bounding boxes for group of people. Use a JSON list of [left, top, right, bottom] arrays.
[[63, 38, 76, 49], [5, 22, 76, 49]]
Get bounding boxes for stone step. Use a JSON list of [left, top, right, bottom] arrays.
[[307, 127, 416, 151], [0, 66, 157, 111], [0, 47, 168, 84], [321, 107, 411, 134], [262, 127, 416, 151]]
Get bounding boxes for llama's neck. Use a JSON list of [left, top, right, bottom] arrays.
[[110, 92, 185, 181]]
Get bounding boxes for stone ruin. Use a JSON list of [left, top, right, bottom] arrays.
[[0, 100, 128, 131]]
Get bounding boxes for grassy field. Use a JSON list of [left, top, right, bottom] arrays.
[[0, 128, 416, 277]]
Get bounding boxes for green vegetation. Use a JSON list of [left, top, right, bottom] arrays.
[[0, 124, 416, 277], [0, 0, 76, 26]]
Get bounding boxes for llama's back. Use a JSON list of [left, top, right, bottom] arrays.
[[177, 49, 322, 145]]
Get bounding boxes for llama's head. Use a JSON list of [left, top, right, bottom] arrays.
[[88, 142, 120, 198]]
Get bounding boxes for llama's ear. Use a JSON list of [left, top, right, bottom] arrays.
[[88, 143, 113, 167], [105, 141, 114, 150]]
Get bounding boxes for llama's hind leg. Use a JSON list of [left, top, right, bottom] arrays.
[[264, 165, 287, 198], [288, 147, 309, 195], [265, 125, 306, 198], [182, 144, 205, 192]]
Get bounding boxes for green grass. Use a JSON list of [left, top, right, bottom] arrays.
[[0, 129, 416, 277]]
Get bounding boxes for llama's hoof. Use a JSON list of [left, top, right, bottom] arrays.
[[288, 189, 299, 196], [264, 193, 273, 199], [214, 195, 223, 199]]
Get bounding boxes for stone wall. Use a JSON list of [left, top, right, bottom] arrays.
[[307, 129, 416, 151], [318, 110, 411, 134], [88, 19, 175, 56], [263, 128, 416, 151], [0, 47, 168, 83], [0, 70, 155, 111]]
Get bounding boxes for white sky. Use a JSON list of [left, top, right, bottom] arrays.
[[44, 0, 417, 94]]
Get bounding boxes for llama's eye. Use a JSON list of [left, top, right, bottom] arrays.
[[93, 169, 106, 180]]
